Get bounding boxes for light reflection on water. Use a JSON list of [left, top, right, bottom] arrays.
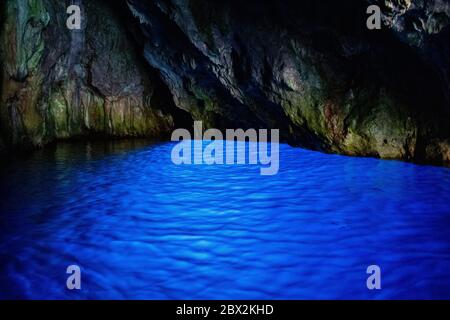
[[0, 139, 450, 299]]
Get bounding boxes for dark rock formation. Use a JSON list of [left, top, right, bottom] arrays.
[[0, 0, 182, 153], [1, 0, 449, 165]]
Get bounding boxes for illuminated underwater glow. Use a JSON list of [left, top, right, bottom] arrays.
[[0, 140, 450, 299]]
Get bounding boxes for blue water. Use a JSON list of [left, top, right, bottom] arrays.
[[1, 140, 450, 299]]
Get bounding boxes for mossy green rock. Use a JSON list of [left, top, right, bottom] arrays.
[[0, 0, 174, 152], [1, 0, 450, 167], [132, 0, 450, 165]]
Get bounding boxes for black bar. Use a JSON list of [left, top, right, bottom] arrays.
[[0, 300, 448, 318]]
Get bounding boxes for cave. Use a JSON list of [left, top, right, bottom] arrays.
[[0, 0, 450, 301]]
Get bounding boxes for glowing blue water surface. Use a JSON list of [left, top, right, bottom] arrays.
[[1, 140, 450, 299]]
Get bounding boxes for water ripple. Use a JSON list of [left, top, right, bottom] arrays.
[[1, 140, 450, 299]]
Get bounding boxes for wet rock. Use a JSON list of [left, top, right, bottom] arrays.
[[0, 0, 176, 152], [1, 0, 450, 166], [127, 0, 450, 165]]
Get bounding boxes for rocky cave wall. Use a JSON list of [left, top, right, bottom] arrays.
[[0, 0, 183, 154], [1, 0, 450, 165]]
